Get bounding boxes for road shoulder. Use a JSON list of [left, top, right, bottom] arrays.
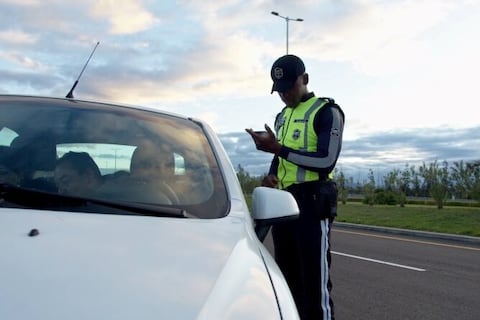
[[333, 222, 480, 245]]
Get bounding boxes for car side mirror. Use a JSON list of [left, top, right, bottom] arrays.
[[251, 187, 299, 241]]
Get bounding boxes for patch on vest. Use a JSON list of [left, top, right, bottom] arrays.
[[292, 129, 301, 140], [275, 116, 286, 132]]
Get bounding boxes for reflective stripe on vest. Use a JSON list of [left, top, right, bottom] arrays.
[[276, 97, 331, 189]]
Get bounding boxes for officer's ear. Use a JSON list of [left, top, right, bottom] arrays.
[[302, 73, 309, 85]]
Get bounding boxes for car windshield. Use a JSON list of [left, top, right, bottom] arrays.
[[0, 96, 228, 218]]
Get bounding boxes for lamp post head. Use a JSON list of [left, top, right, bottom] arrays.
[[270, 11, 304, 54]]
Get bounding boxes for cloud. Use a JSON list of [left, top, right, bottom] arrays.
[[219, 125, 480, 177], [0, 29, 38, 45], [1, 0, 40, 4], [0, 51, 47, 70], [0, 69, 59, 92], [89, 0, 158, 34], [295, 0, 466, 75], [1, 0, 479, 176]]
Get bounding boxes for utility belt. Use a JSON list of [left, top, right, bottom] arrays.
[[286, 180, 338, 220]]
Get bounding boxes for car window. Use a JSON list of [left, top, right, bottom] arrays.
[[0, 127, 18, 146], [0, 96, 228, 218], [57, 143, 187, 176], [57, 143, 136, 175]]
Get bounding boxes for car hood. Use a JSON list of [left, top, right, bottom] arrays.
[[0, 208, 282, 320]]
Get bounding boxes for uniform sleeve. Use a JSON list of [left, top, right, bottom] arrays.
[[267, 155, 279, 176], [277, 104, 344, 174], [267, 110, 284, 176]]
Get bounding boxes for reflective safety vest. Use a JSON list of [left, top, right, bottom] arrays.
[[275, 97, 334, 189]]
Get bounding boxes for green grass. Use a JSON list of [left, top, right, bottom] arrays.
[[336, 202, 480, 237], [245, 194, 480, 237]]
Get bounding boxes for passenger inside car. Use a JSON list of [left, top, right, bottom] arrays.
[[94, 141, 178, 205], [0, 164, 20, 186], [54, 151, 103, 197], [128, 141, 179, 203], [0, 147, 20, 186], [8, 132, 57, 192]]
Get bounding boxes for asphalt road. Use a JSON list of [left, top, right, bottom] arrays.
[[263, 225, 480, 320]]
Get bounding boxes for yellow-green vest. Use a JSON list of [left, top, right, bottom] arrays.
[[275, 97, 333, 189]]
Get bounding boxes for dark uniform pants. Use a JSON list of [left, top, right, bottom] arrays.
[[272, 180, 336, 320]]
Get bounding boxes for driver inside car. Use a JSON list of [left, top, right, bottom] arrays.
[[130, 142, 175, 182], [93, 141, 178, 205], [128, 141, 178, 203]]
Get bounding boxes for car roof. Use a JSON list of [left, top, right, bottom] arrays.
[[0, 94, 198, 123]]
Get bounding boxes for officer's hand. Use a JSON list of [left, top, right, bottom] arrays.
[[245, 124, 281, 155], [261, 174, 278, 188]]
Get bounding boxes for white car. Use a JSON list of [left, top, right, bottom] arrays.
[[0, 95, 300, 320]]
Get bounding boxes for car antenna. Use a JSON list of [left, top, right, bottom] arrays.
[[66, 41, 100, 99]]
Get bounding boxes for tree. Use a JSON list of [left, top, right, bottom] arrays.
[[451, 160, 471, 199], [397, 165, 412, 206], [236, 164, 261, 194], [363, 169, 376, 206], [236, 158, 480, 206], [383, 168, 406, 207], [419, 160, 450, 209], [335, 169, 349, 204], [409, 165, 422, 197], [469, 161, 480, 201]]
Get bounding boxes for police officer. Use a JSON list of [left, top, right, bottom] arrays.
[[246, 54, 345, 320]]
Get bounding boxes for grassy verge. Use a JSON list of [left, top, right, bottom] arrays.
[[336, 202, 480, 237], [244, 194, 480, 237]]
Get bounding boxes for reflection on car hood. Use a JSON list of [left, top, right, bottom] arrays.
[[0, 209, 280, 320]]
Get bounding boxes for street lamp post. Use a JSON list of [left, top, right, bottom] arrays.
[[271, 11, 303, 54]]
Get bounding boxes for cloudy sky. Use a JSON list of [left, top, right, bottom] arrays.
[[1, 0, 480, 179]]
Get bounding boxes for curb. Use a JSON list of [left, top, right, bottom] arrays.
[[333, 222, 480, 245]]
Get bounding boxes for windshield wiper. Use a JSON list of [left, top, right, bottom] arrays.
[[0, 183, 192, 218]]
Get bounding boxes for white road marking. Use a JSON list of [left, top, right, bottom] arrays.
[[334, 229, 480, 251], [332, 251, 427, 272]]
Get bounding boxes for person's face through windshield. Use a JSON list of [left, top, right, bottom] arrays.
[[54, 163, 97, 196], [0, 164, 19, 186], [130, 145, 174, 180]]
